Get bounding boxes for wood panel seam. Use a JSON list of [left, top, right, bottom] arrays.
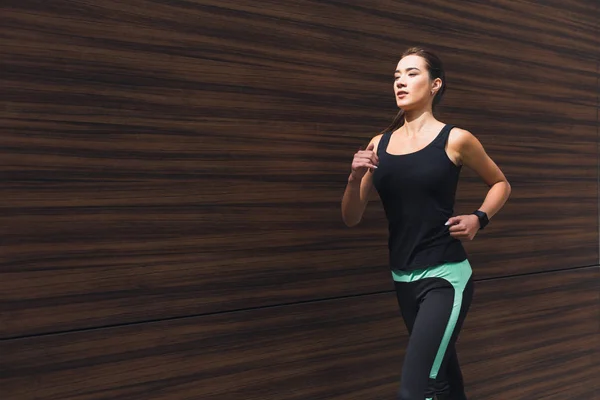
[[2, 265, 598, 343]]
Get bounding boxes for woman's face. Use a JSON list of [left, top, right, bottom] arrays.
[[393, 55, 440, 110]]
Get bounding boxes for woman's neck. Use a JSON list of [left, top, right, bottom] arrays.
[[402, 109, 437, 137]]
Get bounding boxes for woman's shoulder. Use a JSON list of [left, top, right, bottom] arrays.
[[370, 132, 384, 143], [367, 132, 385, 152], [447, 125, 476, 146], [445, 125, 485, 158]]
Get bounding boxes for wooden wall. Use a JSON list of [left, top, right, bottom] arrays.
[[1, 1, 598, 399]]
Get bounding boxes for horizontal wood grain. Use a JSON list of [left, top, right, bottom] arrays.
[[1, 267, 597, 400], [1, 0, 598, 338]]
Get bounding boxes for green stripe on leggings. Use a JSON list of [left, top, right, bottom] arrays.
[[392, 259, 472, 380]]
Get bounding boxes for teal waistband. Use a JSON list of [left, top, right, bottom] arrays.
[[391, 259, 472, 286]]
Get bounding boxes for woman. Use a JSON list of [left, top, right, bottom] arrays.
[[341, 47, 511, 400]]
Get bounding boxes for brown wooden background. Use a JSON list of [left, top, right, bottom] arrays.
[[1, 1, 598, 399]]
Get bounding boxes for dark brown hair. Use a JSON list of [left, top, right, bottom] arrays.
[[382, 47, 446, 133]]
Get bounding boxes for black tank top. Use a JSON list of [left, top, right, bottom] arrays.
[[372, 124, 467, 271]]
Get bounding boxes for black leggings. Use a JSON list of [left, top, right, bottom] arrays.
[[393, 260, 474, 400]]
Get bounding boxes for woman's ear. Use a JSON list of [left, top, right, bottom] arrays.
[[432, 78, 443, 94]]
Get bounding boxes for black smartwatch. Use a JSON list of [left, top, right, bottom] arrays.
[[472, 210, 489, 230]]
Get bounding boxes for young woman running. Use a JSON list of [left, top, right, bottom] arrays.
[[341, 47, 511, 400]]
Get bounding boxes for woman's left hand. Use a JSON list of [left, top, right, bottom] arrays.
[[446, 215, 480, 241]]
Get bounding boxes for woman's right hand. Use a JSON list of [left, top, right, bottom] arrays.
[[350, 142, 379, 181]]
